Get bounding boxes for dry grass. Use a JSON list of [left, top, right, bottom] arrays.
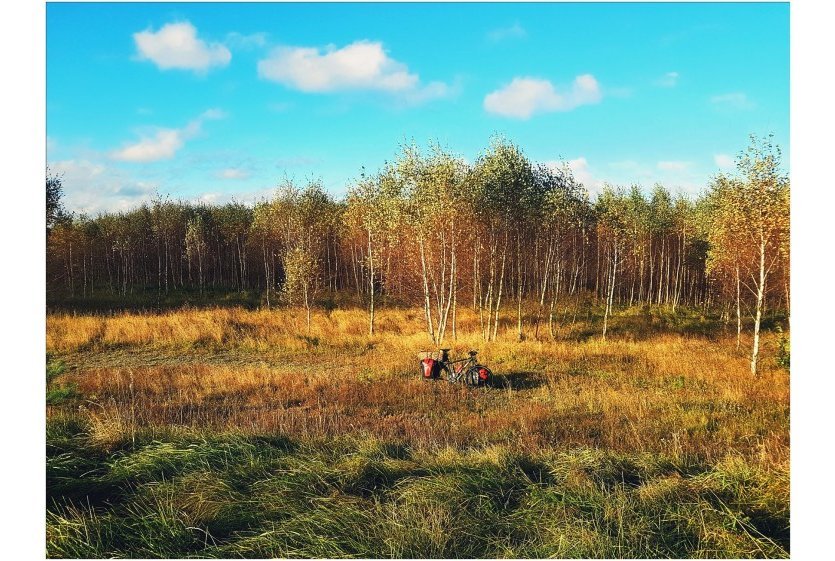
[[45, 303, 790, 558], [47, 305, 788, 465]]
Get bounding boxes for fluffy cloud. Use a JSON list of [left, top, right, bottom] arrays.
[[657, 160, 690, 171], [49, 159, 159, 214], [483, 75, 602, 119], [189, 186, 277, 208], [110, 130, 183, 163], [654, 71, 679, 87], [710, 92, 754, 110], [544, 157, 603, 196], [111, 109, 225, 163], [539, 158, 706, 198], [714, 154, 735, 169], [258, 40, 419, 92], [567, 157, 604, 195], [134, 22, 231, 72], [257, 40, 453, 104]]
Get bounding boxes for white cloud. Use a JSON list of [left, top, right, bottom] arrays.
[[710, 92, 755, 110], [110, 109, 225, 163], [258, 40, 419, 92], [654, 71, 679, 87], [49, 159, 159, 214], [111, 129, 184, 163], [134, 22, 231, 72], [188, 186, 277, 208], [657, 160, 690, 171], [217, 168, 249, 180], [567, 157, 604, 195], [487, 22, 527, 42], [257, 40, 454, 104], [544, 157, 603, 196], [714, 154, 735, 169], [539, 158, 708, 198], [483, 75, 602, 119]]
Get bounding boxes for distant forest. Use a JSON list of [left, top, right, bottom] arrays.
[[46, 135, 788, 372]]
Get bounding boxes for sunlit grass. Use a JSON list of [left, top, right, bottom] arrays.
[[46, 303, 789, 558]]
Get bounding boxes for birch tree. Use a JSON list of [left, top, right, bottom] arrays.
[[185, 214, 208, 295], [281, 181, 335, 332], [596, 186, 629, 340], [707, 135, 789, 374], [345, 173, 391, 335]]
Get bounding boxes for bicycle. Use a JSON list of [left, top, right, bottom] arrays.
[[419, 348, 493, 387]]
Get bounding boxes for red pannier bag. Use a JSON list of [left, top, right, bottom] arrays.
[[421, 358, 437, 379]]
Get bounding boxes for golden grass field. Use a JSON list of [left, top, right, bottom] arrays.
[[45, 304, 790, 558]]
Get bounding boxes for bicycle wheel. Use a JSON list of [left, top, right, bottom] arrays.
[[466, 366, 492, 387]]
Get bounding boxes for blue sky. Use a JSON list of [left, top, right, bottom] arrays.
[[46, 2, 789, 213]]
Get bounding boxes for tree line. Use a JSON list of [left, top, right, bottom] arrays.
[[47, 135, 789, 374]]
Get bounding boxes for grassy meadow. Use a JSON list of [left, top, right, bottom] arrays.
[[46, 303, 790, 558]]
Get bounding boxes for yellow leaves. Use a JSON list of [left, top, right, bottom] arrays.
[[705, 136, 789, 289]]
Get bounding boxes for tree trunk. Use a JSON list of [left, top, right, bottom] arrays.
[[418, 237, 436, 343], [736, 265, 742, 350], [439, 241, 455, 343], [304, 285, 311, 335], [535, 239, 553, 339], [750, 237, 766, 376], [492, 232, 508, 341], [602, 240, 618, 341], [516, 235, 523, 342], [367, 228, 375, 336], [262, 241, 270, 309], [452, 271, 458, 340]]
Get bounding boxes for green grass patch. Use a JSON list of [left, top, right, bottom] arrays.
[[46, 358, 79, 406], [46, 421, 789, 559]]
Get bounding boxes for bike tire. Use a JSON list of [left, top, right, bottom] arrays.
[[467, 365, 493, 387]]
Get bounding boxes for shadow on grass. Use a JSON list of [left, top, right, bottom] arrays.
[[46, 419, 790, 559], [567, 306, 727, 342], [491, 371, 546, 390]]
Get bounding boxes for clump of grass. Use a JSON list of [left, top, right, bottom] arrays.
[[46, 357, 78, 406]]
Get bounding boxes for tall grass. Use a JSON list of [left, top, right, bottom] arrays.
[[46, 304, 789, 558], [48, 306, 788, 463], [46, 420, 788, 558]]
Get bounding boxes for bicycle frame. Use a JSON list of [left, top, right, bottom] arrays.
[[443, 354, 478, 383]]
